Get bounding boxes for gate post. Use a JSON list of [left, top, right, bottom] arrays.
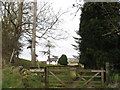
[[106, 62, 110, 85], [45, 67, 48, 88], [101, 67, 104, 87]]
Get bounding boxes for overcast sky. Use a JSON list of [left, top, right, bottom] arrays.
[[19, 0, 84, 61]]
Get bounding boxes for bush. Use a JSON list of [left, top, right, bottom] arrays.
[[58, 54, 68, 65]]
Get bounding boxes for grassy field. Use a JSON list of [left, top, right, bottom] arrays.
[[2, 66, 24, 88], [12, 58, 47, 69], [2, 65, 120, 88], [2, 58, 120, 88], [2, 66, 45, 88]]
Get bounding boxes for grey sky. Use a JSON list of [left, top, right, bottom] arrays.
[[19, 0, 83, 61]]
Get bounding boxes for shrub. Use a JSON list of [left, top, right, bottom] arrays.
[[58, 54, 68, 65]]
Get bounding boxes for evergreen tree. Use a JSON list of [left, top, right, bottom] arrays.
[[58, 54, 68, 65], [74, 2, 120, 69]]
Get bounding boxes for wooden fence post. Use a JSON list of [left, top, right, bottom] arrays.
[[45, 67, 48, 88], [101, 67, 104, 87], [106, 62, 109, 85]]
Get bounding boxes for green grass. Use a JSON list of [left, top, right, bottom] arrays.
[[2, 66, 24, 88], [13, 58, 32, 69], [2, 66, 44, 88], [13, 58, 47, 69], [48, 68, 76, 88], [106, 73, 120, 88]]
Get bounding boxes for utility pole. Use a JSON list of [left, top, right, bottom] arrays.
[[47, 41, 51, 64], [48, 41, 51, 64], [47, 40, 55, 64], [32, 0, 37, 66]]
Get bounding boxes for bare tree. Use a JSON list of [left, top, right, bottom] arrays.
[[24, 1, 68, 40], [26, 1, 68, 63], [2, 1, 24, 64], [1, 1, 33, 64], [2, 0, 68, 65], [31, 0, 37, 66]]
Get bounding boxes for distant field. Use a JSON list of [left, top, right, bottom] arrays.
[[12, 58, 47, 69]]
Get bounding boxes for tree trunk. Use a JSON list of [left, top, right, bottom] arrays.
[[32, 0, 37, 66]]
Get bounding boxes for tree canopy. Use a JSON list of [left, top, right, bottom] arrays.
[[74, 2, 120, 70], [1, 1, 67, 65]]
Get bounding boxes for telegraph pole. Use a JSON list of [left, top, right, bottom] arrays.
[[32, 0, 37, 66], [48, 41, 51, 64]]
